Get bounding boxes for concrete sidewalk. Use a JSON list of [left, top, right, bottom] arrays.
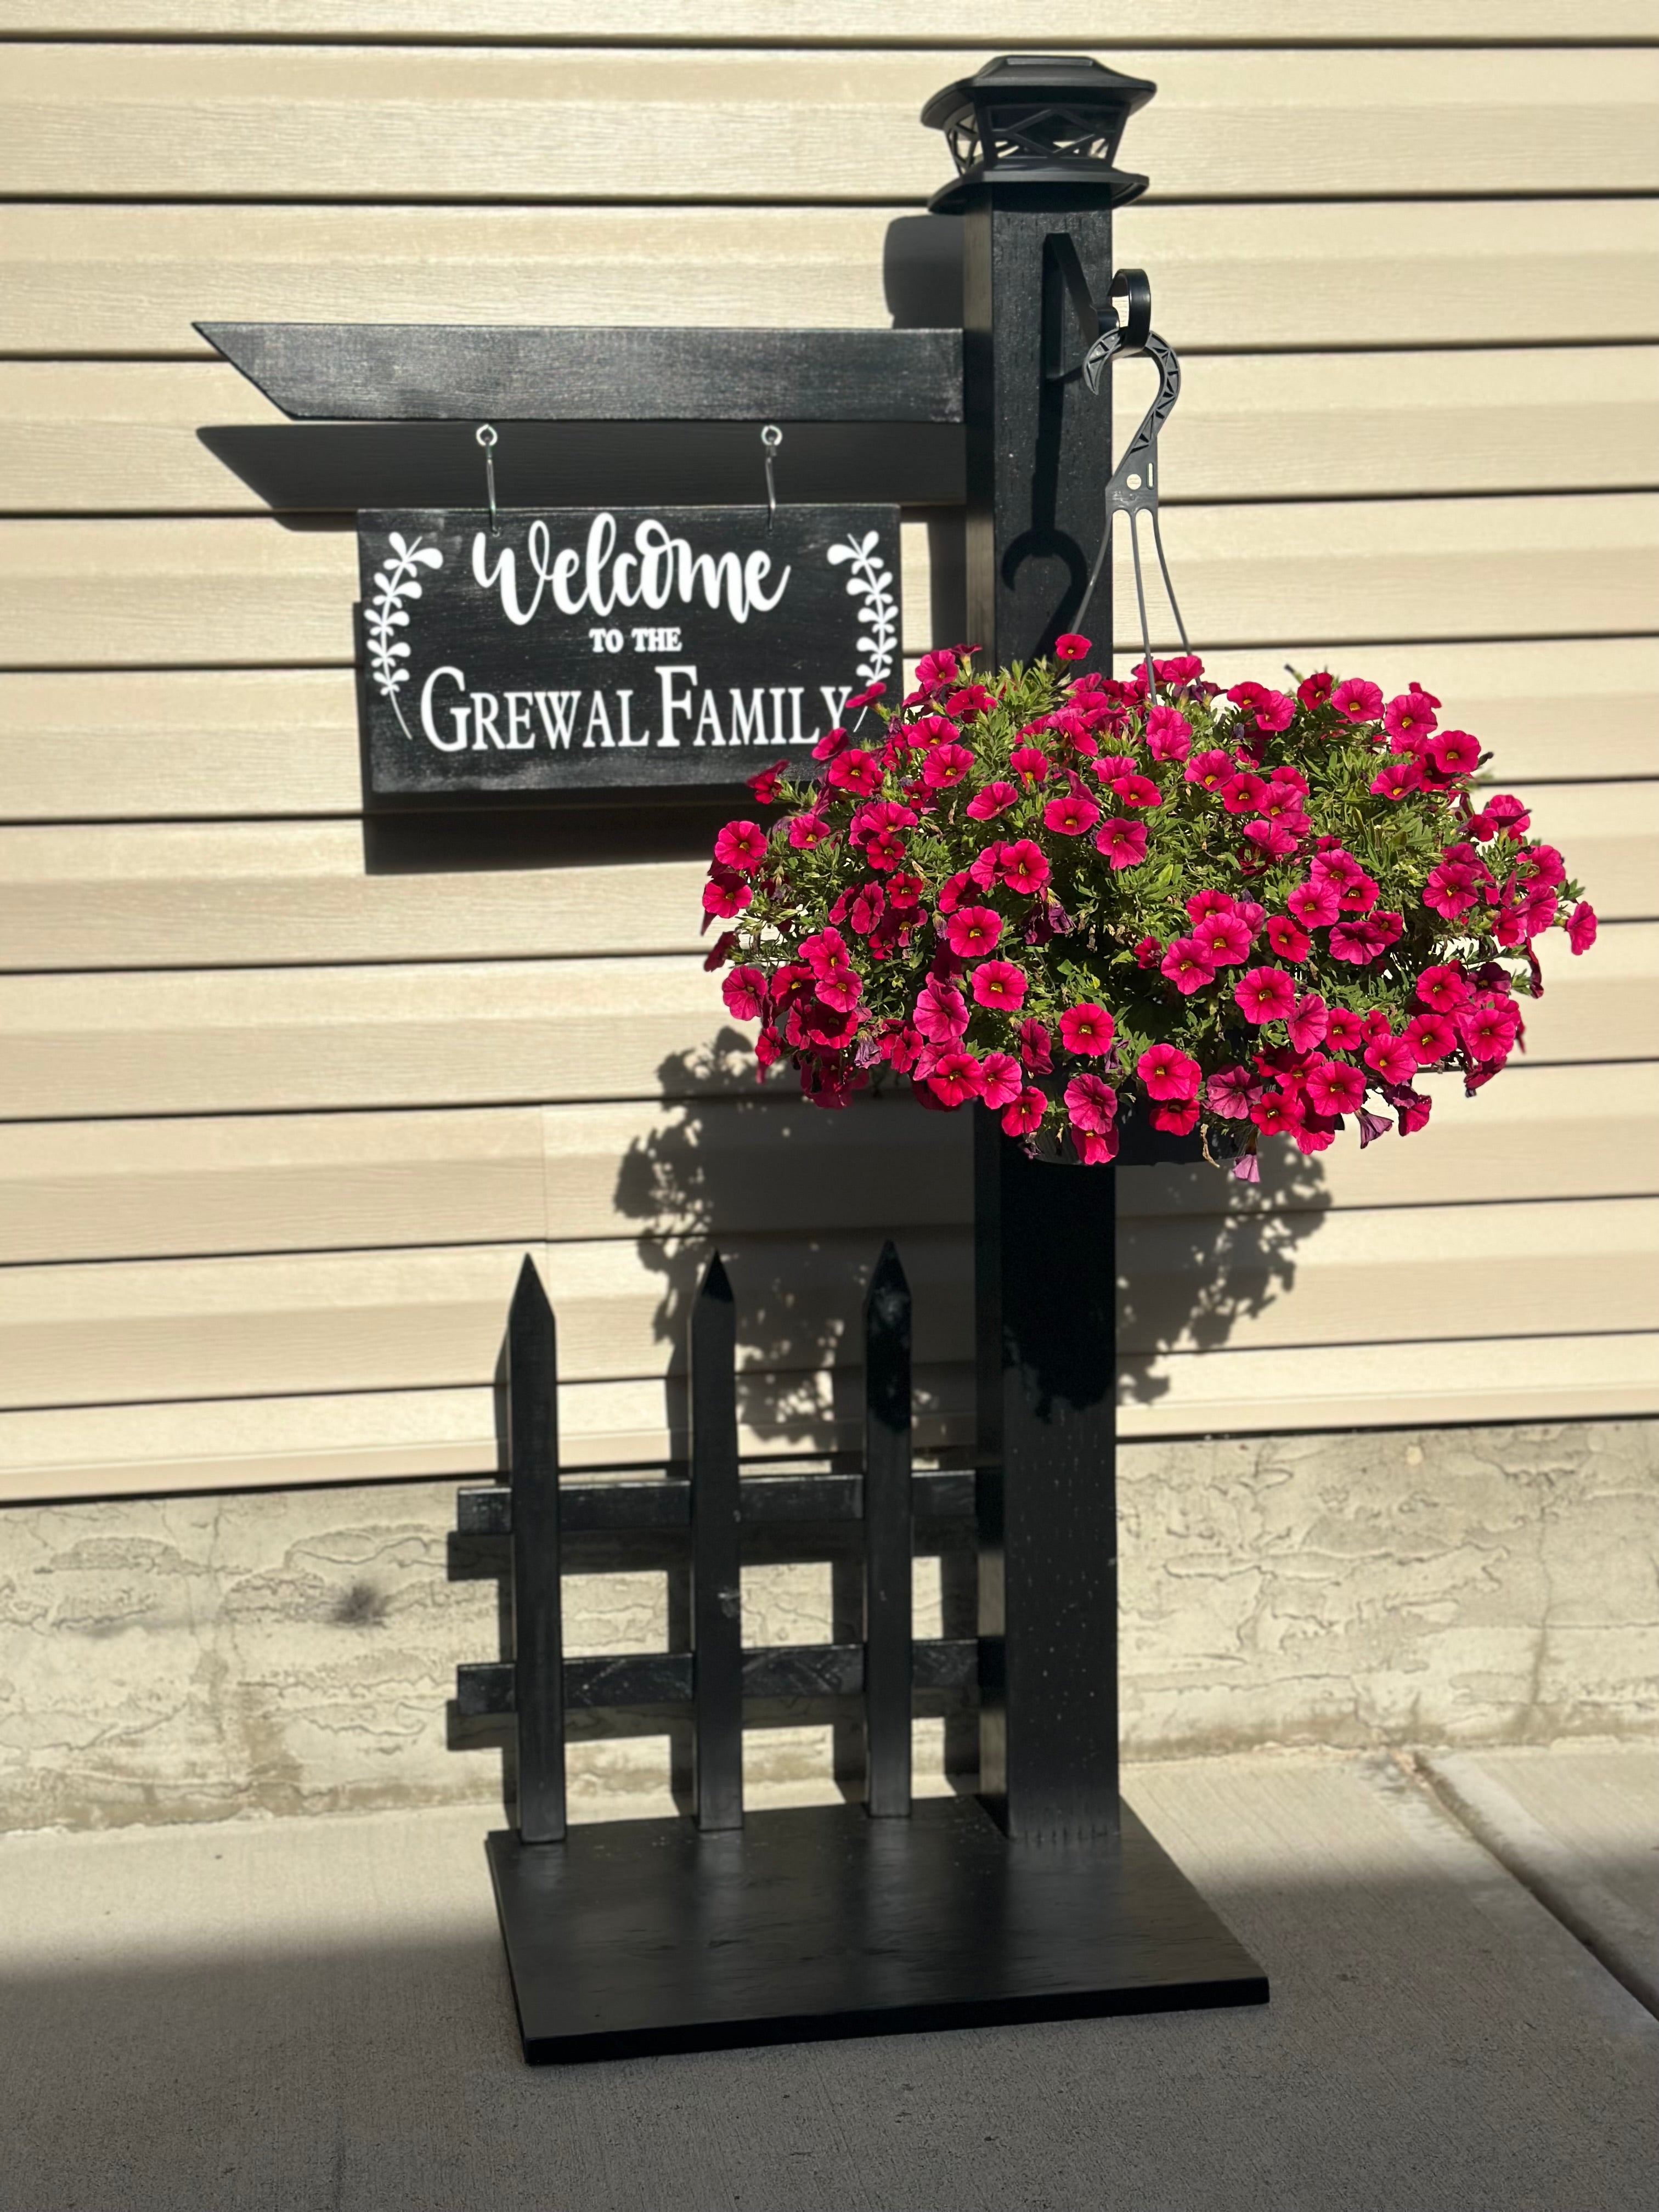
[[3, 1750, 1656, 2212]]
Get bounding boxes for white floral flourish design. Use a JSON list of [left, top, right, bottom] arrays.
[[827, 531, 898, 687], [364, 532, 443, 740]]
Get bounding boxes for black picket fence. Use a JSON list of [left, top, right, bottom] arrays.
[[450, 1246, 980, 1837]]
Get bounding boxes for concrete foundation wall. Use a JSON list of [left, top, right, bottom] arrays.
[[2, 1418, 1655, 1835]]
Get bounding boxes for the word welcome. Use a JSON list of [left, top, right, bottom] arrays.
[[472, 514, 792, 627]]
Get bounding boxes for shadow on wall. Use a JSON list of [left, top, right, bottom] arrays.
[[608, 1030, 1330, 1448]]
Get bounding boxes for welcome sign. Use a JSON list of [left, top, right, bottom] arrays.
[[356, 505, 900, 803]]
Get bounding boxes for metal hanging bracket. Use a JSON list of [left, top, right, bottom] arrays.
[[1069, 269, 1190, 689]]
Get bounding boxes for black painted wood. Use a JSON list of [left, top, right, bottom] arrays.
[[198, 420, 965, 516], [689, 1253, 744, 1832], [458, 1635, 976, 1720], [862, 1243, 913, 1818], [357, 504, 901, 804], [962, 187, 1116, 671], [198, 324, 964, 425], [455, 1467, 975, 1541], [486, 1795, 1267, 2063], [505, 1256, 566, 1846], [975, 1113, 1120, 1845]]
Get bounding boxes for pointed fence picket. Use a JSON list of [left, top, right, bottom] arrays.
[[452, 1241, 969, 1827]]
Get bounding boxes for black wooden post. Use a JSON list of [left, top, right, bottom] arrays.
[[689, 1251, 743, 1832], [862, 1242, 913, 1818], [506, 1255, 566, 1844], [929, 54, 1155, 672], [974, 1117, 1120, 1843]]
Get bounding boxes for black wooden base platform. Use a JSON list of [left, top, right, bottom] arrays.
[[486, 1795, 1267, 2064]]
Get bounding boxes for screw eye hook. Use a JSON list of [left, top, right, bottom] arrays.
[[476, 423, 499, 534], [760, 423, 783, 531]]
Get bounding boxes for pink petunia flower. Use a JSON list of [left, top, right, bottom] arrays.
[[1416, 963, 1471, 1012], [926, 1049, 985, 1108], [966, 780, 1018, 821], [1323, 1007, 1366, 1052], [1043, 791, 1101, 837], [1193, 913, 1254, 968], [978, 1051, 1024, 1110], [1070, 1123, 1119, 1165], [1219, 771, 1267, 816], [1286, 991, 1329, 1051], [1304, 1056, 1364, 1116], [1567, 900, 1598, 954], [1266, 915, 1313, 963], [1017, 1017, 1053, 1073], [1250, 1089, 1302, 1136], [1395, 1088, 1433, 1136], [968, 843, 1005, 890], [1363, 1034, 1416, 1086], [1185, 748, 1234, 792], [1137, 1042, 1201, 1101], [1009, 744, 1051, 783], [827, 749, 884, 796], [1107, 771, 1163, 809], [972, 958, 1028, 1013], [945, 684, 996, 720], [1357, 1107, 1393, 1147], [1426, 729, 1480, 778], [1383, 691, 1438, 746], [1423, 859, 1481, 919], [1458, 998, 1522, 1063], [1331, 677, 1384, 723], [1206, 1065, 1262, 1120], [912, 648, 958, 696], [747, 761, 785, 803], [1144, 704, 1193, 762], [721, 966, 767, 1022], [1054, 633, 1091, 662], [1059, 1003, 1115, 1056], [1403, 1011, 1457, 1065], [1134, 934, 1162, 969], [1243, 820, 1300, 864], [812, 724, 850, 763], [914, 979, 969, 1043], [1287, 876, 1342, 930], [1329, 912, 1403, 966], [1094, 816, 1148, 870], [945, 906, 1004, 960], [714, 819, 769, 873], [1064, 1072, 1119, 1133], [1234, 966, 1297, 1024], [923, 742, 974, 790], [786, 810, 832, 852], [1161, 937, 1218, 996], [905, 713, 957, 753], [998, 839, 1051, 895], [1002, 1086, 1047, 1137], [702, 869, 753, 919], [1297, 670, 1335, 709], [1369, 760, 1422, 802], [1152, 1099, 1201, 1136]]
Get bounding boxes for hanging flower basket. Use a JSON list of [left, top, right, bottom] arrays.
[[700, 640, 1596, 1175]]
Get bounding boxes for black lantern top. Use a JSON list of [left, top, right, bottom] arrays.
[[922, 53, 1156, 213]]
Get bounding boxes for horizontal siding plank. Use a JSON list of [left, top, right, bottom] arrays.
[[4, 639, 1650, 822], [2, 47, 1655, 201], [8, 348, 1658, 513], [6, 1063, 1653, 1268], [0, 832, 712, 969], [0, 1230, 972, 1409], [3, 496, 1652, 670], [1, 783, 1646, 974], [6, 200, 1655, 359], [1120, 1330, 1659, 1439], [7, 8, 1654, 42], [2, 927, 1646, 1122], [0, 1368, 978, 1503], [0, 1093, 973, 1265], [4, 1324, 1655, 1505], [5, 1198, 1656, 1410]]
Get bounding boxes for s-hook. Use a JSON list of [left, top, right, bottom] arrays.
[[760, 423, 783, 528], [1070, 269, 1190, 701], [476, 422, 500, 534]]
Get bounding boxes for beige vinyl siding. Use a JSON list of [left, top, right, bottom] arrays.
[[0, 18, 1654, 1505]]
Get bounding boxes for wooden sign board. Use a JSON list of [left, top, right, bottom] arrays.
[[356, 505, 900, 803]]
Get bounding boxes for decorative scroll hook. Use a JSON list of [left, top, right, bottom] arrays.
[[760, 422, 783, 529], [476, 422, 499, 534]]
